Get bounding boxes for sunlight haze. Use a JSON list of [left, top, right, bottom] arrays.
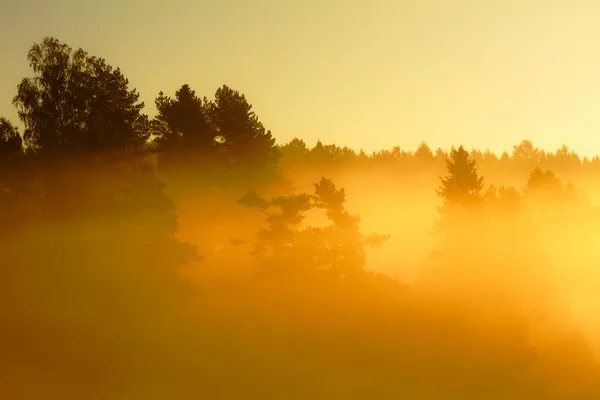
[[4, 2, 600, 398]]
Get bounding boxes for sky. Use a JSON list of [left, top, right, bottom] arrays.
[[2, 0, 600, 157]]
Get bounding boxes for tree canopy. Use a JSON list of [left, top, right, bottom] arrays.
[[153, 84, 214, 155], [13, 37, 147, 157]]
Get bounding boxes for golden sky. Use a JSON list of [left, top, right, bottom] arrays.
[[2, 0, 600, 157]]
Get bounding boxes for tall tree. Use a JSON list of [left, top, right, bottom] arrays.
[[207, 85, 280, 171], [437, 145, 484, 213], [12, 37, 148, 157], [3, 39, 202, 395], [153, 84, 214, 154], [426, 146, 486, 284]]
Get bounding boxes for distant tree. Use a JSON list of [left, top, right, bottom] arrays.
[[434, 147, 447, 164], [425, 147, 555, 314], [153, 84, 215, 155], [207, 85, 280, 172], [279, 137, 310, 164], [13, 37, 147, 157], [309, 140, 331, 164], [437, 145, 484, 211], [238, 177, 389, 279], [524, 167, 563, 200], [484, 184, 522, 215], [512, 140, 544, 173], [324, 143, 347, 163], [372, 148, 398, 164], [428, 145, 486, 281], [414, 142, 434, 163], [311, 177, 390, 276], [482, 149, 498, 163], [546, 144, 581, 178], [339, 146, 357, 163], [391, 146, 402, 161], [522, 167, 588, 226], [357, 149, 369, 164], [470, 148, 483, 167]]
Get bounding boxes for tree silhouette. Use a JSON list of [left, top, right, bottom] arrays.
[[414, 141, 434, 163], [238, 177, 389, 279], [437, 146, 484, 210], [524, 167, 564, 201], [13, 37, 148, 157], [484, 184, 522, 215], [425, 145, 487, 285], [512, 140, 543, 174], [153, 84, 214, 156], [279, 137, 310, 168], [2, 39, 202, 392], [0, 118, 24, 159], [208, 85, 280, 171], [551, 144, 580, 171], [434, 145, 485, 239]]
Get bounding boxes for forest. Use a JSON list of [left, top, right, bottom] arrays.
[[2, 37, 600, 399]]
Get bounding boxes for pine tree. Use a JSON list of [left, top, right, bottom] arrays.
[[434, 146, 484, 235], [437, 145, 484, 210]]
